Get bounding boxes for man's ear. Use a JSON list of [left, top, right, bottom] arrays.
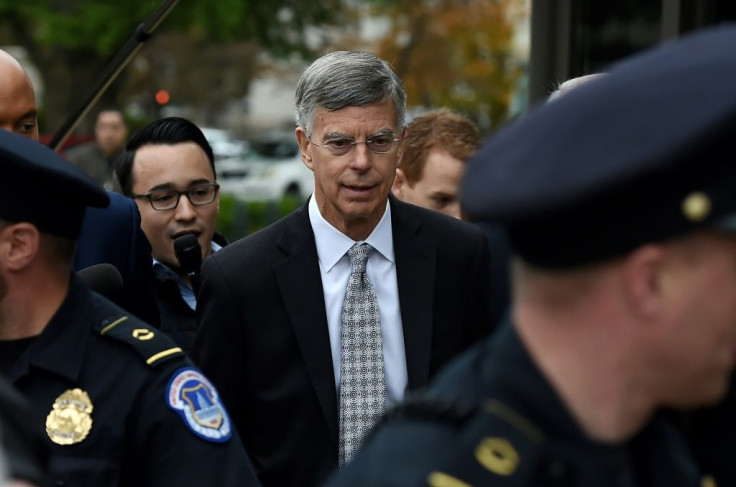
[[392, 168, 408, 199], [295, 127, 314, 170], [0, 222, 41, 272], [619, 243, 668, 322]]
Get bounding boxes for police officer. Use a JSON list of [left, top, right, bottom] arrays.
[[327, 25, 736, 486], [0, 130, 259, 486]]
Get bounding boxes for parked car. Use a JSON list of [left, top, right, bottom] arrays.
[[202, 127, 249, 160], [218, 135, 314, 202]]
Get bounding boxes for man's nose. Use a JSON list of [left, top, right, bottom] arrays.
[[350, 143, 372, 170], [174, 195, 197, 220]]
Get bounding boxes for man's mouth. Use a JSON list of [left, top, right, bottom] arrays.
[[342, 184, 376, 196]]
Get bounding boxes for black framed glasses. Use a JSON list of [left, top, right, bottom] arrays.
[[307, 133, 403, 157], [131, 183, 220, 211]]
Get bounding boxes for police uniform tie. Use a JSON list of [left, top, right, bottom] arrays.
[[338, 243, 387, 466]]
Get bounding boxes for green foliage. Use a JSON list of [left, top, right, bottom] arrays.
[[1, 1, 159, 55], [370, 0, 527, 131], [0, 0, 349, 59], [216, 193, 302, 243]]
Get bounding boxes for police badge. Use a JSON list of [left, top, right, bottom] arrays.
[[46, 388, 94, 445], [166, 367, 232, 442]]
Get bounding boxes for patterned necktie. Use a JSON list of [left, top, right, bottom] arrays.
[[338, 243, 387, 466]]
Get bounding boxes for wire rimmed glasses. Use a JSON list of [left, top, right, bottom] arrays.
[[307, 133, 403, 157]]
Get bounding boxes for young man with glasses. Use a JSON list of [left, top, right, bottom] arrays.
[[116, 117, 223, 354], [192, 50, 494, 487]]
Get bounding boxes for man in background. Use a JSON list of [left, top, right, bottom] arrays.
[[0, 50, 38, 140], [66, 108, 127, 192], [391, 108, 481, 220], [392, 108, 511, 327], [116, 117, 224, 354]]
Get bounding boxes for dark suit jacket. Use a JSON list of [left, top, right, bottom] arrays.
[[193, 197, 493, 487], [73, 191, 159, 325]]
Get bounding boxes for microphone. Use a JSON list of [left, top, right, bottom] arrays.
[[173, 234, 202, 295], [78, 263, 124, 303]]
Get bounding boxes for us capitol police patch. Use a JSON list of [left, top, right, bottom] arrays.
[[166, 367, 232, 442], [46, 388, 94, 445]]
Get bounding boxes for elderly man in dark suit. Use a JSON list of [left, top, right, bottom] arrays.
[[193, 50, 494, 487]]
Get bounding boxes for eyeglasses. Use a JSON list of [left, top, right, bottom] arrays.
[[307, 133, 403, 157], [131, 183, 220, 211]]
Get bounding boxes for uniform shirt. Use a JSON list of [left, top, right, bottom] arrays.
[[5, 273, 259, 487], [328, 321, 702, 486], [308, 194, 408, 405]]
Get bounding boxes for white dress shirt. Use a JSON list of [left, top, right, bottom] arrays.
[[308, 195, 408, 405]]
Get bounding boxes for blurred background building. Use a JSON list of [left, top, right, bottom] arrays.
[[529, 0, 736, 104]]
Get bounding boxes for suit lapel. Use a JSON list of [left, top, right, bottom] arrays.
[[391, 198, 436, 389], [273, 205, 339, 442]]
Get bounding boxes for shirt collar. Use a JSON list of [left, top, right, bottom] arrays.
[[308, 194, 395, 273], [9, 273, 91, 382]]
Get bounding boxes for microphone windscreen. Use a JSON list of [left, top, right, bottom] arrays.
[[174, 234, 202, 275], [78, 263, 123, 302]]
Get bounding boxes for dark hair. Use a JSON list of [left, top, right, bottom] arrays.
[[115, 117, 215, 195], [96, 107, 125, 122]]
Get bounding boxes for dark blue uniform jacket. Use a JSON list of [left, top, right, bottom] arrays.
[[329, 322, 702, 486], [6, 273, 259, 487]]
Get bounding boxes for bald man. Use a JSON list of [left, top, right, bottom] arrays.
[[0, 50, 38, 139], [0, 49, 158, 325]]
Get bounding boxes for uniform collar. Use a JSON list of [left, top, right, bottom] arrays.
[[487, 321, 699, 481], [9, 273, 91, 383]]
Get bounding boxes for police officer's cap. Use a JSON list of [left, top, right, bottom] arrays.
[[462, 24, 736, 268], [0, 131, 109, 239]]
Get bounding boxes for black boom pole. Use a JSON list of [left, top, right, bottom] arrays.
[[49, 0, 181, 152]]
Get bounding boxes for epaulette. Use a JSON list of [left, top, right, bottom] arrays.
[[98, 314, 184, 367], [422, 399, 547, 487]]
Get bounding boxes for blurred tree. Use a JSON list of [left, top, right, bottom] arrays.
[[365, 0, 527, 131], [0, 0, 351, 134]]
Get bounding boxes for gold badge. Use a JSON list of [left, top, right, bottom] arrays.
[[475, 437, 519, 476], [682, 191, 711, 222], [46, 388, 94, 445]]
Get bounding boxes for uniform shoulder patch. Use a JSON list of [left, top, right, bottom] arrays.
[[166, 367, 232, 443], [98, 315, 184, 367]]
